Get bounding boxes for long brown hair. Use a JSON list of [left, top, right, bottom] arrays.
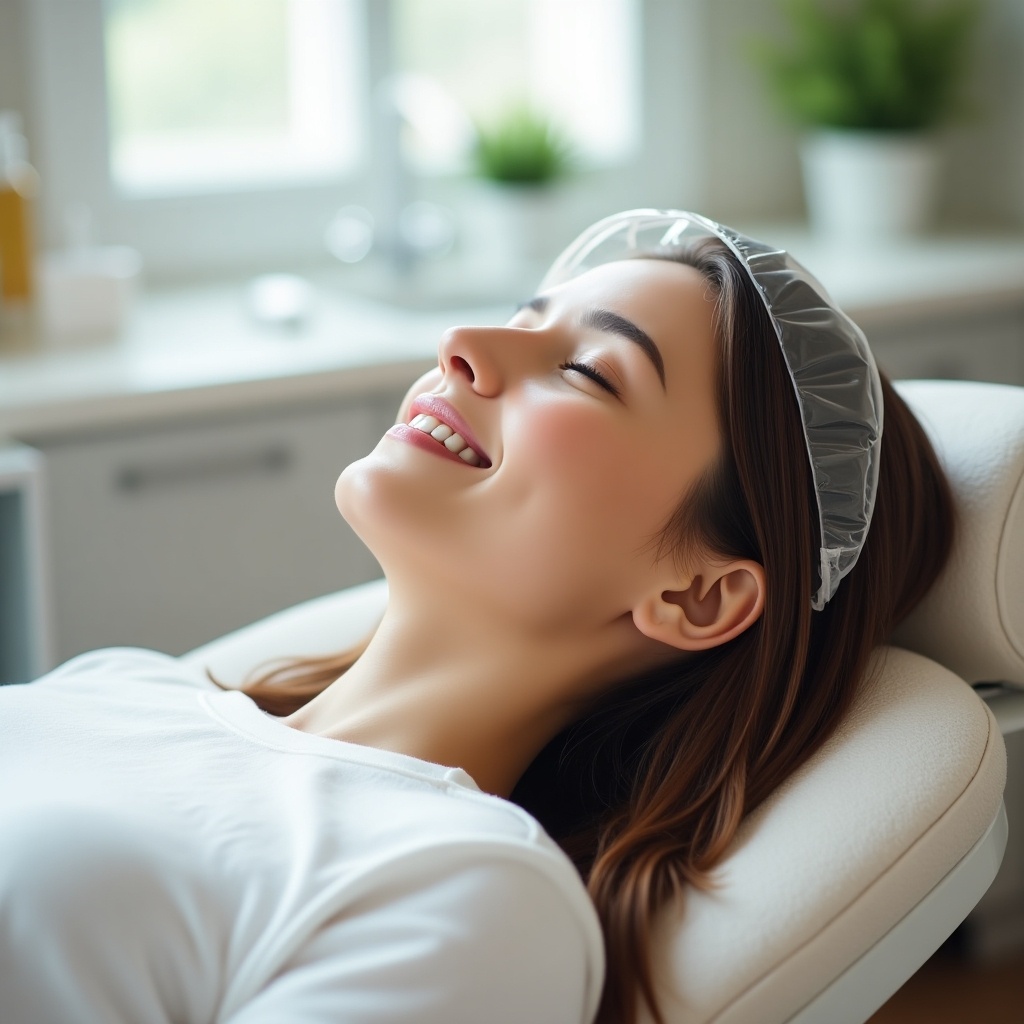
[[210, 240, 955, 1024]]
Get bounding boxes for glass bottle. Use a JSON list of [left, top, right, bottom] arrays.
[[0, 111, 40, 310]]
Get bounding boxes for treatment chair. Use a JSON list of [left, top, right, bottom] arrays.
[[183, 378, 1023, 1024]]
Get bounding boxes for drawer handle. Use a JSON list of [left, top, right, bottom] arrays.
[[115, 445, 292, 494]]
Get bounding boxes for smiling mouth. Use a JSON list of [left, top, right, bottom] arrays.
[[407, 414, 487, 466]]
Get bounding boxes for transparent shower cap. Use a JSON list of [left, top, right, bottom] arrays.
[[540, 209, 883, 611]]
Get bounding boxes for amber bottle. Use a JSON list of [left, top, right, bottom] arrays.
[[0, 112, 39, 307]]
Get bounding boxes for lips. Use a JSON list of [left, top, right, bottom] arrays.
[[407, 394, 491, 467], [385, 392, 492, 469]]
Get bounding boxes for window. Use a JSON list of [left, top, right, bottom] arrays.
[[28, 0, 657, 279], [104, 0, 364, 195], [394, 0, 639, 170]]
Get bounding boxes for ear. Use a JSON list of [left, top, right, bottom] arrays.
[[632, 558, 766, 652]]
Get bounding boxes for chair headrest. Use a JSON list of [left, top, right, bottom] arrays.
[[892, 380, 1024, 688]]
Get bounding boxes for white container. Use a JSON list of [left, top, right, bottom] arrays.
[[459, 181, 563, 290], [800, 130, 941, 241], [38, 244, 142, 343]]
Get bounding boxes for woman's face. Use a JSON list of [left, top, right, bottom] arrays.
[[336, 257, 721, 631]]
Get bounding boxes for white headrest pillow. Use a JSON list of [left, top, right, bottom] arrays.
[[893, 380, 1024, 687]]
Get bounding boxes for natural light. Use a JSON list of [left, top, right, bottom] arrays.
[[102, 0, 639, 196], [104, 0, 365, 195], [395, 0, 640, 169]]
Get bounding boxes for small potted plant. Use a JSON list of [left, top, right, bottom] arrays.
[[464, 103, 573, 273], [474, 103, 572, 187], [753, 0, 980, 239]]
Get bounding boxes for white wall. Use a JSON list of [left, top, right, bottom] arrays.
[[943, 0, 1024, 226], [0, 0, 31, 158], [702, 0, 806, 223]]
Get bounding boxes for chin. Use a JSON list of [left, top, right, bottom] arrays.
[[334, 452, 382, 544], [333, 442, 438, 573]]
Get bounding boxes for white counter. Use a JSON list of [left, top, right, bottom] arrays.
[[759, 228, 1024, 317], [3, 229, 1024, 442]]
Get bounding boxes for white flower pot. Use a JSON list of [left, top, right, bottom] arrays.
[[800, 130, 941, 241], [459, 182, 563, 288]]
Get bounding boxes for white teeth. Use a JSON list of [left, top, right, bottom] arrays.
[[409, 411, 485, 465]]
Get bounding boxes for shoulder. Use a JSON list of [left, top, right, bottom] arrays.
[[254, 837, 606, 1024], [425, 850, 605, 1024], [29, 647, 218, 694], [382, 834, 605, 1018], [385, 783, 603, 946]]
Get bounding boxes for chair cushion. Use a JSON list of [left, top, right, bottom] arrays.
[[893, 380, 1024, 687], [180, 578, 389, 682], [642, 646, 1006, 1024]]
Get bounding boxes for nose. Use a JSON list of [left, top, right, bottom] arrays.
[[437, 324, 525, 397]]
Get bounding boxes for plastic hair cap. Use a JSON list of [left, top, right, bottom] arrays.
[[541, 209, 883, 610]]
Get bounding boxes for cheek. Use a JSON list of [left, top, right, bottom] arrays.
[[396, 366, 442, 423], [505, 402, 670, 548]]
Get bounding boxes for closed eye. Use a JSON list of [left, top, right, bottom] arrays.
[[560, 359, 621, 398]]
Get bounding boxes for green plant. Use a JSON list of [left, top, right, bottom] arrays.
[[752, 0, 980, 130], [472, 104, 572, 185]]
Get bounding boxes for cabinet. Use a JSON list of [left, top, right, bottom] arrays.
[[864, 305, 1024, 386], [31, 391, 404, 662], [0, 445, 51, 682]]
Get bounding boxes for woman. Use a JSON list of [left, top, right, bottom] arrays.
[[0, 211, 953, 1024]]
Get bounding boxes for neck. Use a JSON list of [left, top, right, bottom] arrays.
[[282, 582, 650, 797]]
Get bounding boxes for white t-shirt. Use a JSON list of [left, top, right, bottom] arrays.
[[0, 648, 604, 1024]]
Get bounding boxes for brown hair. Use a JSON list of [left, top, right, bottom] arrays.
[[211, 240, 955, 1024]]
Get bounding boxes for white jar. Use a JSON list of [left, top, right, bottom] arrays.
[[800, 129, 941, 241], [38, 244, 142, 344]]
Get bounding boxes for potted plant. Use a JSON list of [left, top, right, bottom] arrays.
[[753, 0, 980, 239], [463, 103, 573, 275], [474, 103, 572, 187]]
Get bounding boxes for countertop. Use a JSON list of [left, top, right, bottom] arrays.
[[4, 228, 1024, 443], [752, 227, 1024, 324]]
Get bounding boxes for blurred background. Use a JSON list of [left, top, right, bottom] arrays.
[[0, 3, 1022, 1017], [2, 0, 1024, 284]]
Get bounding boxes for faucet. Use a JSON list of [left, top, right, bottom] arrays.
[[326, 74, 469, 278]]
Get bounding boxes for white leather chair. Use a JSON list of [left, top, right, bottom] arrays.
[[183, 379, 1024, 1024]]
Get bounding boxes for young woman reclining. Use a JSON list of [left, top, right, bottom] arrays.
[[0, 211, 953, 1024]]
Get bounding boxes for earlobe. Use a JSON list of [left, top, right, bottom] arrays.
[[633, 560, 766, 652]]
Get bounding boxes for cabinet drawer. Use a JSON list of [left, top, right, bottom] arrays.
[[39, 395, 402, 661]]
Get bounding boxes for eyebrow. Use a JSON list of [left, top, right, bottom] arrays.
[[515, 295, 666, 390], [580, 308, 666, 390]]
